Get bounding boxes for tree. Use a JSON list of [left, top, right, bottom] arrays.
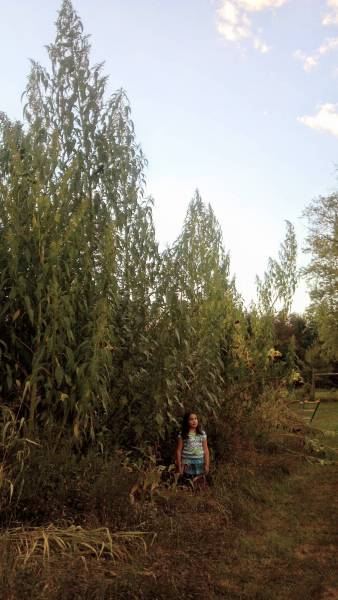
[[303, 193, 338, 360], [244, 221, 298, 392], [256, 220, 298, 318]]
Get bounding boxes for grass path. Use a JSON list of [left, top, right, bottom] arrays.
[[1, 425, 337, 599], [114, 441, 338, 599], [213, 462, 338, 599]]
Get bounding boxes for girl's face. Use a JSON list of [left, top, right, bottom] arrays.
[[188, 413, 198, 430]]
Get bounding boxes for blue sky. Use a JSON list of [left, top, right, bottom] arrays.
[[1, 0, 338, 311]]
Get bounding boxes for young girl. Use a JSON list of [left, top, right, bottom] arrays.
[[176, 411, 210, 477]]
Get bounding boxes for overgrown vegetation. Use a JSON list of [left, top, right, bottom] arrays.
[[0, 0, 301, 451], [303, 194, 338, 362], [0, 403, 337, 600], [0, 1, 337, 598]]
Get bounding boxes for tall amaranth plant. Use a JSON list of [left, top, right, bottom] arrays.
[[0, 0, 156, 444]]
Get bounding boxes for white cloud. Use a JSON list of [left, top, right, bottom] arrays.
[[295, 1, 338, 72], [238, 0, 287, 10], [294, 37, 338, 72], [294, 50, 318, 72], [323, 0, 338, 26], [253, 37, 270, 52], [216, 0, 288, 52], [298, 103, 338, 137], [219, 0, 238, 23], [217, 2, 251, 42], [318, 36, 338, 54]]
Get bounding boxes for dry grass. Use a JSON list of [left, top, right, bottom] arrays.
[[1, 405, 337, 599], [1, 525, 147, 564]]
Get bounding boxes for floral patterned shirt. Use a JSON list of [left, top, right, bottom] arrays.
[[178, 430, 207, 463]]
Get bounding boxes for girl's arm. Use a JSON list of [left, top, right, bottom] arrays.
[[202, 438, 210, 474], [176, 436, 183, 474]]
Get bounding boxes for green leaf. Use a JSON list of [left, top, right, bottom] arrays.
[[155, 413, 164, 427], [55, 365, 64, 387], [24, 296, 34, 325]]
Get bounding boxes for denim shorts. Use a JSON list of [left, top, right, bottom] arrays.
[[183, 459, 205, 476]]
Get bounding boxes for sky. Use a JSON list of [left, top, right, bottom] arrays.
[[0, 0, 338, 312]]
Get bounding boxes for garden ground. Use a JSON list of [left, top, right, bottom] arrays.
[[1, 405, 337, 600]]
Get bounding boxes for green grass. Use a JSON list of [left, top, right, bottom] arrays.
[[312, 402, 338, 449], [292, 401, 338, 449], [312, 401, 338, 431], [315, 388, 338, 401], [205, 455, 338, 600], [285, 383, 338, 453]]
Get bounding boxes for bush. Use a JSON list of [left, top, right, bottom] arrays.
[[2, 440, 138, 529]]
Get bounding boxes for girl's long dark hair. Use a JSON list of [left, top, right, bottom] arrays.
[[181, 411, 203, 439]]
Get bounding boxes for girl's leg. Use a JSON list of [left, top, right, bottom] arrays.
[[179, 462, 194, 486]]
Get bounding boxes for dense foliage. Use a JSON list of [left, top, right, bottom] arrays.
[[303, 194, 338, 362], [0, 0, 300, 450]]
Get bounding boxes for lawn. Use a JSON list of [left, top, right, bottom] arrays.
[[312, 401, 338, 449], [291, 400, 338, 449], [315, 388, 338, 401]]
